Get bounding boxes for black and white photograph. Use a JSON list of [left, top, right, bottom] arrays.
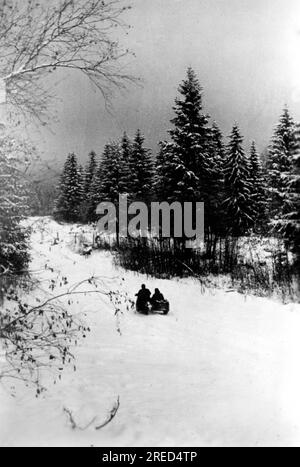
[[0, 0, 300, 449]]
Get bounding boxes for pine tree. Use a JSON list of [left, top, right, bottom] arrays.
[[129, 130, 154, 203], [155, 141, 186, 203], [84, 151, 97, 195], [209, 122, 225, 169], [248, 141, 267, 232], [266, 107, 297, 222], [224, 125, 254, 236], [205, 122, 226, 236], [290, 136, 300, 267], [168, 67, 211, 202], [54, 153, 84, 222], [80, 151, 98, 222], [155, 69, 220, 246], [78, 163, 85, 192], [88, 161, 103, 221], [98, 142, 125, 204], [120, 132, 133, 197], [97, 140, 135, 206], [276, 124, 300, 267], [88, 136, 133, 223], [96, 141, 133, 244]]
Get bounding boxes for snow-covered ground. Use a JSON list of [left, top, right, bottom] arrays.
[[0, 218, 300, 447]]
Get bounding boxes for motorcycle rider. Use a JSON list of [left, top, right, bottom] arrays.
[[151, 288, 165, 309], [135, 284, 151, 313]]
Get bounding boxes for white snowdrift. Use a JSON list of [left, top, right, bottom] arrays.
[[0, 217, 300, 447]]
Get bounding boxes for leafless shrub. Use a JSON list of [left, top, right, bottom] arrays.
[[0, 272, 131, 394]]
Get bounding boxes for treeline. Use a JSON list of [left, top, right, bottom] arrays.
[[54, 129, 154, 224], [54, 68, 300, 268]]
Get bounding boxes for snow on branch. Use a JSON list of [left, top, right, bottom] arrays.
[[0, 271, 131, 394], [0, 0, 137, 122]]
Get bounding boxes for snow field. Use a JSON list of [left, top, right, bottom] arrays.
[[0, 218, 300, 447]]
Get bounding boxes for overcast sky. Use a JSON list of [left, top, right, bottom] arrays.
[[30, 0, 300, 169]]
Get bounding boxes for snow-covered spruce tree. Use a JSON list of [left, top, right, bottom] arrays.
[[78, 163, 85, 218], [275, 123, 300, 268], [248, 141, 268, 233], [208, 122, 225, 174], [97, 142, 131, 244], [205, 121, 227, 237], [0, 134, 30, 278], [128, 130, 154, 204], [98, 142, 127, 204], [154, 69, 218, 250], [79, 151, 98, 223], [87, 136, 132, 224], [88, 133, 133, 221], [54, 153, 84, 222], [155, 140, 199, 206], [88, 161, 103, 221], [120, 132, 134, 198], [157, 69, 226, 248], [155, 141, 187, 203], [168, 67, 211, 203], [154, 140, 194, 246], [84, 151, 97, 196], [289, 132, 300, 268], [224, 125, 254, 236], [266, 107, 297, 225]]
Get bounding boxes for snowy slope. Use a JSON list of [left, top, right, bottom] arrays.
[[0, 218, 300, 447]]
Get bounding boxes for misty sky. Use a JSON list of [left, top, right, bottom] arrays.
[[31, 0, 300, 169]]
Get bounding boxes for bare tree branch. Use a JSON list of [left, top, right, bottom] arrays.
[[63, 406, 97, 430], [95, 396, 120, 430], [0, 272, 131, 392], [63, 397, 120, 431], [0, 0, 137, 122]]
